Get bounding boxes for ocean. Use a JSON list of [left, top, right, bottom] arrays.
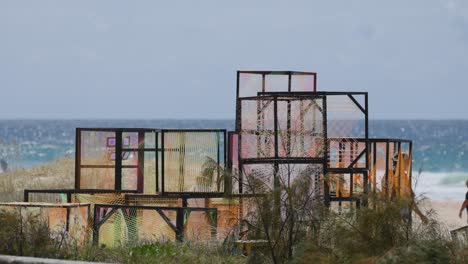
[[0, 119, 467, 200]]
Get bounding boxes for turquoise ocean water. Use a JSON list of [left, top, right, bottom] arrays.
[[0, 119, 467, 200]]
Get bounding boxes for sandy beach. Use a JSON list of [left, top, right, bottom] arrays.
[[421, 199, 468, 231]]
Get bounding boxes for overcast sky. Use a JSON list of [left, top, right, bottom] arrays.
[[1, 0, 467, 119]]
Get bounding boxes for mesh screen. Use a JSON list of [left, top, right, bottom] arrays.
[[80, 168, 114, 189], [277, 97, 324, 158], [277, 164, 322, 195], [291, 74, 316, 92], [125, 196, 181, 207], [328, 140, 366, 169], [207, 198, 240, 239], [81, 131, 116, 166], [163, 131, 223, 193], [97, 208, 175, 246], [326, 95, 366, 170], [0, 203, 90, 244], [95, 206, 217, 247], [184, 211, 215, 240], [27, 192, 68, 203], [369, 142, 387, 192], [328, 173, 365, 198], [228, 133, 239, 194], [242, 164, 275, 193], [238, 72, 316, 98], [78, 129, 158, 192], [239, 97, 324, 159], [239, 99, 275, 159], [367, 141, 412, 198]]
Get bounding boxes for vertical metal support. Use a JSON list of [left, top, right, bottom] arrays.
[[216, 131, 221, 192], [313, 73, 317, 92], [176, 208, 185, 242], [397, 142, 402, 196], [236, 72, 243, 193], [238, 101, 243, 193], [323, 96, 330, 207], [262, 74, 266, 92], [235, 71, 241, 130], [350, 142, 354, 197], [92, 206, 99, 245], [66, 207, 70, 232], [273, 96, 280, 190], [224, 131, 230, 194], [115, 130, 123, 191], [287, 75, 292, 187], [67, 192, 72, 203], [287, 74, 292, 158], [256, 74, 266, 159], [75, 128, 81, 189], [161, 131, 165, 193], [373, 141, 377, 193], [338, 141, 344, 197], [365, 93, 369, 171], [362, 171, 369, 207], [156, 131, 159, 193], [23, 190, 29, 202], [137, 132, 145, 193], [211, 210, 218, 239], [223, 131, 227, 169], [385, 141, 390, 196], [356, 198, 361, 209], [178, 132, 186, 192], [299, 100, 305, 155], [364, 93, 369, 206], [409, 141, 413, 193], [256, 101, 262, 158]]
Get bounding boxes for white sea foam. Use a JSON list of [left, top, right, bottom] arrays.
[[413, 171, 468, 200]]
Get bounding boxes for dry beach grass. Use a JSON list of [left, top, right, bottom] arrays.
[[0, 157, 74, 202], [0, 159, 468, 263]]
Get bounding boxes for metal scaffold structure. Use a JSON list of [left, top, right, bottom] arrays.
[[0, 70, 413, 247]]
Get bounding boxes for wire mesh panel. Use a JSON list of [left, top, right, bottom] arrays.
[[26, 192, 69, 203], [239, 98, 275, 159], [241, 164, 275, 193], [328, 173, 366, 198], [96, 208, 175, 246], [368, 142, 388, 193], [326, 94, 367, 170], [238, 96, 325, 160], [228, 132, 239, 194], [185, 210, 217, 240], [277, 97, 325, 158], [125, 195, 182, 207], [77, 128, 158, 193], [207, 198, 241, 239], [328, 139, 367, 169], [162, 131, 225, 193], [79, 130, 116, 189], [0, 203, 90, 244], [367, 140, 412, 199], [277, 164, 323, 195], [237, 71, 317, 98], [94, 205, 217, 246], [237, 94, 325, 197]]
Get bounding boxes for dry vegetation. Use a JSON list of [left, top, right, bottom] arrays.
[[0, 157, 74, 202], [0, 159, 467, 263]]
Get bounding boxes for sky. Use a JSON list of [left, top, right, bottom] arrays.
[[0, 0, 467, 120]]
